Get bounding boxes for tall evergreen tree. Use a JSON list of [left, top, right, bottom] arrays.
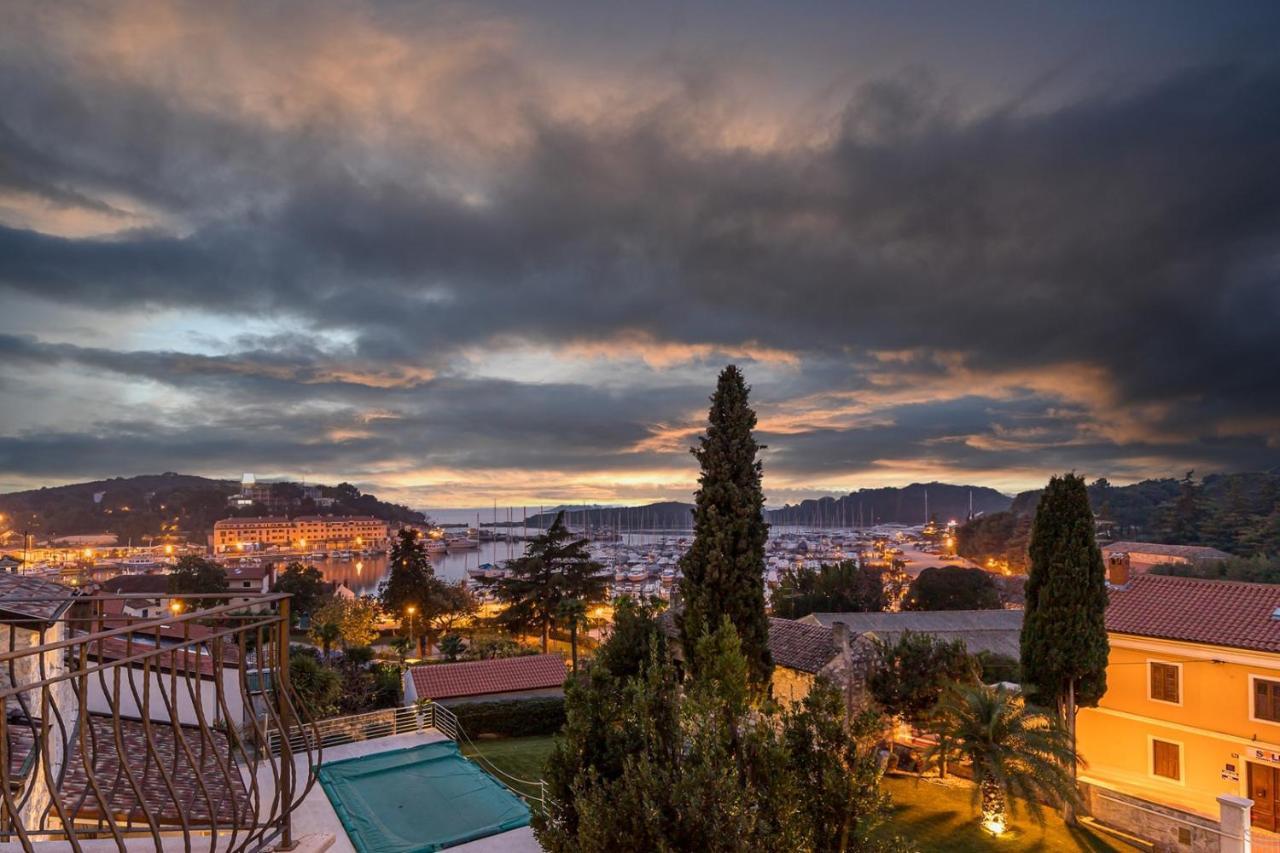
[[677, 365, 773, 689], [1020, 473, 1108, 821], [486, 511, 608, 653], [379, 527, 447, 654]]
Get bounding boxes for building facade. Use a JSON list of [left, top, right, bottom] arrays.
[[212, 515, 390, 553], [1076, 569, 1280, 841]]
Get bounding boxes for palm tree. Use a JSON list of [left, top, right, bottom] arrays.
[[311, 621, 340, 665], [925, 683, 1081, 835], [556, 598, 589, 670], [389, 635, 413, 668]]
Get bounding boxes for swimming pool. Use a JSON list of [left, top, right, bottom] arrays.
[[318, 740, 531, 852]]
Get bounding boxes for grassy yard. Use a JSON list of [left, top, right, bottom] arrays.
[[461, 734, 556, 803], [458, 737, 1139, 852], [878, 775, 1140, 852]]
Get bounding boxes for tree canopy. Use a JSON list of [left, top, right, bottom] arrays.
[[677, 365, 772, 690], [537, 616, 898, 852], [167, 555, 228, 596], [867, 631, 979, 724], [484, 511, 609, 653], [903, 565, 1001, 611], [771, 561, 885, 619], [273, 561, 326, 623]]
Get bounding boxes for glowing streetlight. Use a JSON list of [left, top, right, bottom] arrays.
[[405, 605, 417, 655], [164, 544, 174, 555], [170, 600, 184, 616]]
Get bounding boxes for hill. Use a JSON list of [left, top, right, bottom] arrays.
[[767, 483, 1011, 527], [517, 484, 1011, 531], [956, 471, 1280, 570], [519, 502, 695, 530], [0, 472, 426, 543]]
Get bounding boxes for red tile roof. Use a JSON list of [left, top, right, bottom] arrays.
[[409, 654, 567, 700], [1106, 573, 1280, 653]]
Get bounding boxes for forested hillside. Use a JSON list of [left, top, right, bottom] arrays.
[[957, 471, 1280, 571], [0, 473, 426, 542]]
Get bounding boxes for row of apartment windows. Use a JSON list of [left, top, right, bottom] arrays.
[[1148, 661, 1280, 723]]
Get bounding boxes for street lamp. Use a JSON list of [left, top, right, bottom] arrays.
[[170, 600, 184, 616], [405, 605, 417, 656]]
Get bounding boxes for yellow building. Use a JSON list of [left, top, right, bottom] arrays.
[[212, 515, 389, 553], [1076, 568, 1280, 837]]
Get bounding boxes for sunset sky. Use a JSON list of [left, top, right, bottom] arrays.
[[1, 1, 1278, 508]]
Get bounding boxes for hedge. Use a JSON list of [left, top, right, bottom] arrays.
[[449, 696, 566, 738]]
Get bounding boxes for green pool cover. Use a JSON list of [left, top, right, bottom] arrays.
[[318, 740, 531, 852]]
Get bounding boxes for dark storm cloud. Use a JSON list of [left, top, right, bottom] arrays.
[[1, 1, 1279, 498]]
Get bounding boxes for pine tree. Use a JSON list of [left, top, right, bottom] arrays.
[[677, 365, 773, 690], [486, 511, 608, 653], [379, 527, 436, 651], [1020, 473, 1109, 822]]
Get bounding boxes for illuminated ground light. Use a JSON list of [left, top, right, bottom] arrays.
[[981, 814, 1007, 837]]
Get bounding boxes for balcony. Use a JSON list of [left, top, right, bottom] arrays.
[[0, 574, 321, 851]]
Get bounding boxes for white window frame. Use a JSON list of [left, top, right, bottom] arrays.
[[1249, 673, 1280, 727], [1146, 658, 1183, 707], [1147, 735, 1185, 785]]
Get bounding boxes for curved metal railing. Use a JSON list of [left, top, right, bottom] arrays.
[[0, 591, 321, 851]]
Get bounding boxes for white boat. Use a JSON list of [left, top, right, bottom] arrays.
[[446, 537, 480, 550], [466, 565, 489, 579], [482, 563, 507, 580], [426, 539, 448, 553], [118, 557, 163, 571]]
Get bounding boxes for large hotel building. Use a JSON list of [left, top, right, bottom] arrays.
[[212, 515, 391, 553]]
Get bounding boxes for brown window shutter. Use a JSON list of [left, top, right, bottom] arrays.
[[1153, 740, 1180, 780]]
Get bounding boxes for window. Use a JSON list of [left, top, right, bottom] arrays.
[[1152, 740, 1181, 781], [1150, 662, 1180, 704], [1256, 678, 1280, 723]]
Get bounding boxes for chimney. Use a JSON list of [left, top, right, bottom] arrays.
[[832, 621, 849, 656], [1107, 552, 1131, 587]]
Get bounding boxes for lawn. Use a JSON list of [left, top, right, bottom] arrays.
[[457, 737, 1140, 852], [878, 775, 1140, 852], [461, 734, 556, 803]]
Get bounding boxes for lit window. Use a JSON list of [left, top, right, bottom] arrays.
[[1150, 662, 1180, 703], [1152, 740, 1181, 780]]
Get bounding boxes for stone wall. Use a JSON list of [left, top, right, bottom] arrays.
[[771, 666, 814, 706], [0, 622, 77, 831], [1082, 782, 1223, 853]]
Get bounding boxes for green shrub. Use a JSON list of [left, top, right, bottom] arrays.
[[450, 696, 566, 738]]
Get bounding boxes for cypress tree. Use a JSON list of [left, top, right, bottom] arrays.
[[1020, 473, 1109, 821], [677, 365, 773, 690]]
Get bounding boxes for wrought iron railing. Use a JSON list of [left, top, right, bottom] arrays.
[[0, 591, 320, 851]]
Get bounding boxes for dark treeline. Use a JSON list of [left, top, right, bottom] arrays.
[[957, 471, 1280, 570]]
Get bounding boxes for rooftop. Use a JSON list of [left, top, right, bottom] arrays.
[[409, 654, 567, 700], [1106, 573, 1280, 654], [657, 610, 844, 674], [0, 572, 77, 626], [801, 609, 1023, 658], [99, 573, 171, 595], [765, 617, 843, 674], [1101, 541, 1233, 561]]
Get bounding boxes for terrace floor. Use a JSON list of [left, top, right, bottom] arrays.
[[268, 729, 541, 853]]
